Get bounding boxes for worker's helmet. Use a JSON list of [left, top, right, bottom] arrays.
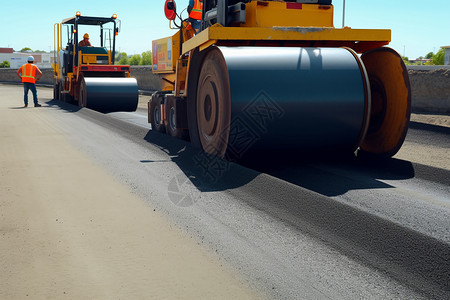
[[27, 56, 34, 62], [83, 33, 89, 39]]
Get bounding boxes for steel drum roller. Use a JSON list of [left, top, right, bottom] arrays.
[[83, 77, 139, 113], [196, 47, 370, 158]]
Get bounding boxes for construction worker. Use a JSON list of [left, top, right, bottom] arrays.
[[16, 56, 42, 108], [79, 33, 92, 47], [188, 0, 203, 33]]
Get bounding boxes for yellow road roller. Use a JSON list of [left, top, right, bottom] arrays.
[[53, 12, 138, 113], [149, 0, 411, 160]]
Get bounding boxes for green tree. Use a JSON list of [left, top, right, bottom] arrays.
[[114, 52, 123, 61], [129, 54, 141, 66], [116, 52, 129, 65], [432, 48, 445, 65], [401, 56, 411, 65], [20, 47, 32, 52], [0, 60, 10, 68], [140, 51, 152, 65], [425, 52, 434, 59]]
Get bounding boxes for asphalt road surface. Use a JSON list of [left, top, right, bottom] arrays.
[[1, 84, 449, 299]]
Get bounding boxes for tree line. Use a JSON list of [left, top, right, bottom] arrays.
[[115, 51, 152, 66], [402, 48, 445, 65], [1, 47, 447, 68]]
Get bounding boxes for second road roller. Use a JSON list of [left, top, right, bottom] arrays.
[[53, 12, 138, 113], [149, 0, 411, 160]]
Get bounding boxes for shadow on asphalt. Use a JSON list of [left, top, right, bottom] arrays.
[[409, 120, 450, 135], [243, 154, 416, 197], [142, 127, 416, 197], [142, 130, 260, 194], [45, 99, 82, 113]]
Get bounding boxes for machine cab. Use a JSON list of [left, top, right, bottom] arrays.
[[54, 12, 120, 76]]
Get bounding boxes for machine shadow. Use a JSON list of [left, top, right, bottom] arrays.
[[45, 99, 82, 113], [143, 130, 415, 197], [409, 120, 450, 135], [143, 130, 261, 193], [240, 151, 415, 197]]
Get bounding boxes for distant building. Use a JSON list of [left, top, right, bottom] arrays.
[[0, 48, 52, 69], [408, 58, 432, 65], [0, 48, 14, 54], [442, 46, 450, 65]]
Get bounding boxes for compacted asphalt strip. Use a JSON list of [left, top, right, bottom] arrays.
[[1, 84, 449, 299]]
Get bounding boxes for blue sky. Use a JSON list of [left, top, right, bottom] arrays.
[[0, 0, 448, 59]]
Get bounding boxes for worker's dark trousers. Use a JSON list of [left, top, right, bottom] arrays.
[[23, 82, 38, 106], [189, 18, 201, 32]]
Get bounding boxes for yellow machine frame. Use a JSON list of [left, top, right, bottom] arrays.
[[53, 23, 62, 81], [53, 22, 76, 94], [155, 2, 391, 96], [243, 1, 334, 27]]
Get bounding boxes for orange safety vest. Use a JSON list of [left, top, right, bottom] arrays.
[[21, 63, 37, 84], [189, 0, 203, 20]]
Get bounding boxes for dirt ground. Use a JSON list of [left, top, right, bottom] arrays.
[[0, 85, 261, 299], [408, 68, 450, 114], [394, 112, 450, 170]]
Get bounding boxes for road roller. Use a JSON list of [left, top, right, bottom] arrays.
[[149, 0, 411, 160], [52, 12, 138, 113]]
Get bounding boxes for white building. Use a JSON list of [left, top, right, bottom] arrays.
[[443, 46, 450, 65], [0, 48, 53, 69]]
